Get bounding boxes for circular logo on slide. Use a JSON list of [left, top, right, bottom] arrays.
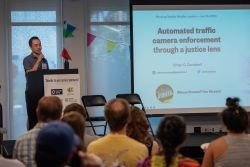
[[156, 84, 174, 103]]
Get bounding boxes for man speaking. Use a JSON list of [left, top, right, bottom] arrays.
[[23, 36, 49, 129], [23, 36, 49, 73]]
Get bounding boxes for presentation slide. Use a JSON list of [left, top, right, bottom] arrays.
[[132, 5, 250, 114]]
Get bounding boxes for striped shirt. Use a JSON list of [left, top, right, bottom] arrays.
[[13, 123, 47, 167], [215, 134, 250, 167]]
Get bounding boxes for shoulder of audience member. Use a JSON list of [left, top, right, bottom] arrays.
[[78, 151, 104, 167], [127, 136, 149, 155], [208, 136, 225, 149], [87, 137, 103, 151]]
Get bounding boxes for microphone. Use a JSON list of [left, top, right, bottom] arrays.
[[42, 58, 46, 62]]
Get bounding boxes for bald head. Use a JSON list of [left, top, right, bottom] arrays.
[[104, 98, 130, 132], [36, 96, 63, 122]]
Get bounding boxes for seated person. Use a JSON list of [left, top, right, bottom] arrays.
[[87, 98, 148, 167], [202, 97, 250, 167], [127, 106, 159, 155], [63, 103, 99, 147], [61, 113, 104, 167], [13, 96, 63, 167], [138, 115, 200, 167], [35, 121, 80, 167]]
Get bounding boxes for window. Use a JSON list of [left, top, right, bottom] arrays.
[[86, 0, 131, 100], [9, 0, 62, 138]]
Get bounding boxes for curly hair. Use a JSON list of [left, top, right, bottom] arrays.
[[127, 106, 150, 145], [157, 116, 186, 167]]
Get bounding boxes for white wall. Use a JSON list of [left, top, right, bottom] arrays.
[[63, 0, 87, 95]]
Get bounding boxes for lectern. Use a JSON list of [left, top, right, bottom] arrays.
[[25, 69, 78, 130]]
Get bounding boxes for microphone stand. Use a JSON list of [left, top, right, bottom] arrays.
[[64, 60, 69, 70]]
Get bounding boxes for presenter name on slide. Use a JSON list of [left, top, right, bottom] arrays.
[[173, 63, 202, 67]]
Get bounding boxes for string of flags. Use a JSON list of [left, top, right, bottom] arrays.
[[87, 32, 130, 53], [61, 21, 75, 61], [62, 20, 130, 57]]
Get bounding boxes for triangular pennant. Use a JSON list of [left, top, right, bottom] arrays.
[[107, 40, 116, 53], [63, 28, 69, 38], [67, 24, 76, 33], [64, 29, 74, 38], [61, 48, 72, 61], [67, 32, 74, 37], [87, 33, 96, 47]]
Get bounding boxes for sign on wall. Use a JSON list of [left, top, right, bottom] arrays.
[[43, 74, 81, 108]]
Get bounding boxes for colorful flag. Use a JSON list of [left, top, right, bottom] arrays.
[[107, 40, 116, 53], [61, 48, 72, 60], [63, 21, 76, 38], [87, 33, 96, 47]]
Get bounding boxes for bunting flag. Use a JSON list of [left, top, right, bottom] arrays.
[[87, 33, 96, 47], [63, 29, 74, 38], [63, 21, 76, 38], [61, 48, 72, 61], [87, 32, 129, 54], [67, 24, 76, 33], [107, 40, 117, 53]]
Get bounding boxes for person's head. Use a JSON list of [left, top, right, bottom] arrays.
[[36, 96, 63, 122], [29, 36, 42, 55], [62, 112, 85, 143], [35, 121, 80, 167], [157, 116, 186, 167], [104, 98, 130, 132], [63, 103, 87, 119], [222, 97, 248, 133], [127, 106, 150, 144]]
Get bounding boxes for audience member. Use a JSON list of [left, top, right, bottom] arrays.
[[62, 112, 85, 147], [127, 106, 159, 155], [138, 115, 200, 167], [63, 103, 99, 146], [13, 96, 63, 167], [64, 103, 87, 118], [202, 97, 250, 167], [35, 121, 79, 167], [63, 108, 104, 167], [62, 112, 85, 167], [87, 98, 148, 167]]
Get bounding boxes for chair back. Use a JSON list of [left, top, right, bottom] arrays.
[[116, 93, 154, 136], [2, 140, 16, 158], [81, 95, 107, 136], [82, 95, 106, 107], [116, 93, 142, 105]]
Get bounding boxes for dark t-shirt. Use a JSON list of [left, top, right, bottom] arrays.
[[23, 53, 49, 72]]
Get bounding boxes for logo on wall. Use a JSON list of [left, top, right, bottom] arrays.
[[51, 89, 63, 95], [67, 87, 74, 95], [156, 84, 174, 103]]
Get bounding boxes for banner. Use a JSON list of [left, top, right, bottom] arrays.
[[43, 74, 81, 108]]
